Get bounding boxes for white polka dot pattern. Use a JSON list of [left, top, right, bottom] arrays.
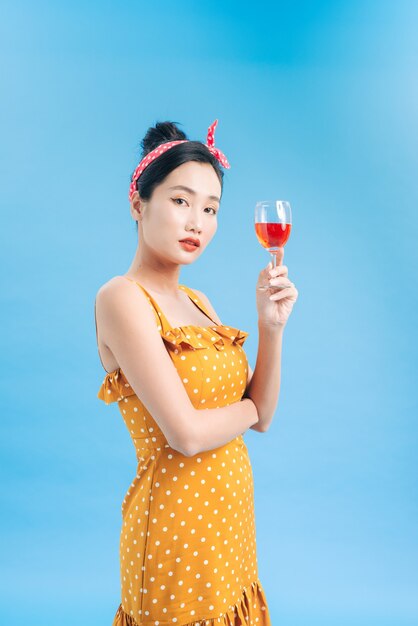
[[205, 119, 231, 171], [97, 282, 271, 626], [128, 119, 231, 202]]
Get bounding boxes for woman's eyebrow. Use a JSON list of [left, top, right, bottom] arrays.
[[168, 185, 220, 203]]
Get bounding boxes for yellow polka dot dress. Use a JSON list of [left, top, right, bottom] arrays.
[[97, 280, 272, 626]]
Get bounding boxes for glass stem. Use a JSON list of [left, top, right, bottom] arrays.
[[270, 250, 279, 267]]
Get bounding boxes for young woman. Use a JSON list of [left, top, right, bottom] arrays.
[[95, 119, 298, 625]]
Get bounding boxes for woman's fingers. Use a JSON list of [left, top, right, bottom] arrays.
[[268, 264, 288, 278], [269, 276, 292, 287], [269, 284, 297, 299]]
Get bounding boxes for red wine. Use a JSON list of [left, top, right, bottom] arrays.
[[255, 222, 292, 249]]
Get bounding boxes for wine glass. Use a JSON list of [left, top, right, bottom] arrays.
[[255, 200, 292, 290]]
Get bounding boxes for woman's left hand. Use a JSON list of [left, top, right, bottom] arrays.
[[256, 247, 299, 328]]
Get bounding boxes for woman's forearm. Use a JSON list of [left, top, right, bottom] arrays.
[[245, 323, 285, 432], [187, 398, 259, 456]]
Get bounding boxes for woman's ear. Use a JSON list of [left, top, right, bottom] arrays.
[[130, 190, 143, 221]]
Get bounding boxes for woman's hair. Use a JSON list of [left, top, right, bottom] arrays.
[[131, 121, 225, 230]]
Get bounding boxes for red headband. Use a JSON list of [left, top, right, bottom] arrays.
[[128, 119, 230, 201]]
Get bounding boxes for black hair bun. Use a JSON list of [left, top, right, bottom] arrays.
[[141, 121, 188, 156]]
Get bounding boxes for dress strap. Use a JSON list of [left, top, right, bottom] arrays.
[[178, 284, 219, 326], [123, 277, 172, 333], [122, 277, 219, 330]]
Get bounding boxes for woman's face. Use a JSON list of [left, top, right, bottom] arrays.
[[134, 161, 222, 265]]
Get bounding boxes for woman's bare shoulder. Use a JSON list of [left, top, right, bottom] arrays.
[[96, 275, 131, 296], [95, 275, 150, 334]]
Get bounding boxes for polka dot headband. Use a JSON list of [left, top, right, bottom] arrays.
[[128, 119, 231, 201]]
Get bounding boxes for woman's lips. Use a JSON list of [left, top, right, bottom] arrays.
[[179, 238, 200, 246], [179, 240, 199, 251]]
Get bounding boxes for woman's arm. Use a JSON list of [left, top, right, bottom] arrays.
[[243, 248, 298, 433], [194, 287, 284, 434], [190, 397, 259, 455], [96, 279, 259, 457], [243, 323, 284, 432], [195, 250, 298, 436]]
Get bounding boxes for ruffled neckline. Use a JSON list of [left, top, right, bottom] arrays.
[[161, 322, 249, 352], [97, 323, 249, 404]]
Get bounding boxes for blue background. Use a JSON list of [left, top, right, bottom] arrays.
[[1, 1, 417, 624]]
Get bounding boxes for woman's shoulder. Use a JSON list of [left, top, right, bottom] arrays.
[[95, 275, 149, 318], [96, 275, 134, 297], [95, 275, 158, 349]]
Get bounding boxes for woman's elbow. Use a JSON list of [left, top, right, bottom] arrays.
[[168, 418, 198, 457]]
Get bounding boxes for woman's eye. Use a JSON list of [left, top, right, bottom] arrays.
[[173, 198, 217, 214]]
